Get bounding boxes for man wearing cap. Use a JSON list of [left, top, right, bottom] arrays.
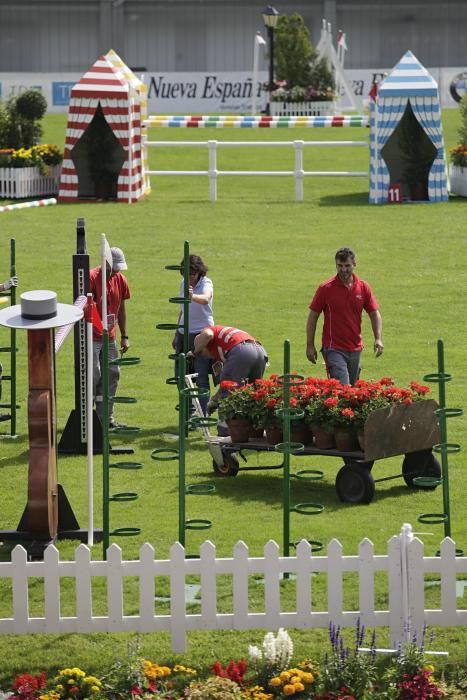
[[0, 274, 18, 420], [89, 247, 130, 429]]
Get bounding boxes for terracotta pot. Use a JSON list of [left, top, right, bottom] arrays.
[[312, 424, 335, 450], [334, 428, 359, 452], [265, 423, 283, 445], [249, 425, 264, 440], [291, 419, 312, 445], [226, 418, 250, 443]]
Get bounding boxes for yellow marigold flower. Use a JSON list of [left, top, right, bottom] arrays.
[[160, 666, 171, 676], [55, 685, 64, 691], [425, 664, 435, 673], [283, 683, 296, 695], [302, 672, 314, 684], [290, 675, 301, 684], [279, 671, 291, 682], [293, 682, 305, 692], [269, 677, 282, 687], [90, 686, 100, 694], [67, 679, 76, 685]]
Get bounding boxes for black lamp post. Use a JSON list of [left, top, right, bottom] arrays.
[[262, 5, 280, 115]]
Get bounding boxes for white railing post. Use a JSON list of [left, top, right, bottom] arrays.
[[208, 140, 218, 201], [294, 141, 304, 202], [400, 522, 414, 643]]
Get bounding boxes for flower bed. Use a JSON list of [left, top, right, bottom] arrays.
[[0, 145, 62, 198], [0, 625, 453, 698]]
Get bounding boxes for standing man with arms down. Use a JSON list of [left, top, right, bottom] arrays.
[[306, 247, 383, 386], [90, 246, 130, 428]]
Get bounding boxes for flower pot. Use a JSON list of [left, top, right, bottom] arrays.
[[312, 424, 335, 450], [265, 423, 283, 445], [291, 419, 312, 445], [450, 165, 467, 197], [249, 424, 264, 440], [334, 428, 359, 452], [226, 418, 250, 443]]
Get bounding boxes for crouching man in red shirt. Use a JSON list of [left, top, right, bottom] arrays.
[[306, 247, 383, 386], [193, 325, 268, 434]]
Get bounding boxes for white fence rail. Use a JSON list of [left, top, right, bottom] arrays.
[[0, 524, 465, 652], [0, 165, 61, 199], [145, 139, 368, 201]]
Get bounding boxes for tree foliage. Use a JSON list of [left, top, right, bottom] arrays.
[[0, 89, 47, 149], [274, 13, 334, 92]]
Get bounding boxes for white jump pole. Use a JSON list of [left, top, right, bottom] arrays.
[[86, 293, 94, 546], [252, 31, 266, 115]]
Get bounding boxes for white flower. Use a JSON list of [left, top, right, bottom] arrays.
[[248, 644, 263, 662], [275, 628, 294, 669]]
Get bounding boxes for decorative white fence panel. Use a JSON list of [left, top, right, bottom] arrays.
[[0, 165, 61, 199], [270, 101, 336, 117], [145, 139, 368, 202], [0, 524, 466, 652]]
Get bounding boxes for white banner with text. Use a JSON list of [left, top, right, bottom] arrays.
[[0, 68, 465, 114]]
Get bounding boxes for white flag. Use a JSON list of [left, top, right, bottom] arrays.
[[256, 31, 266, 46]]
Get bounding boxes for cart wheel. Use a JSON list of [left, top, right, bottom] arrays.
[[212, 453, 239, 477], [335, 463, 375, 504], [402, 450, 441, 489]]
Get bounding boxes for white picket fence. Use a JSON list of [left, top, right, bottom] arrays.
[[270, 101, 336, 117], [0, 523, 466, 652], [145, 139, 368, 201], [0, 165, 61, 199]]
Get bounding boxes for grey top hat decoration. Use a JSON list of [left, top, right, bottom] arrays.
[[0, 290, 83, 330]]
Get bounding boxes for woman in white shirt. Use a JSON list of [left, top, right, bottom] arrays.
[[172, 254, 214, 416]]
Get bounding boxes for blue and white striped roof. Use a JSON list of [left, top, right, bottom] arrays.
[[379, 51, 438, 97]]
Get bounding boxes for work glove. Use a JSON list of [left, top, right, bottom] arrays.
[[207, 398, 219, 415], [2, 277, 18, 290]]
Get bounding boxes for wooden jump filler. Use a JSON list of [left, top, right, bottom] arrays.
[[0, 290, 96, 553]]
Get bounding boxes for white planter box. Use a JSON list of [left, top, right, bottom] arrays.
[[449, 164, 467, 197], [270, 101, 336, 117], [0, 165, 61, 199]]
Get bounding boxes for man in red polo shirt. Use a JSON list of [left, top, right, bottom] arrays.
[[90, 246, 130, 428], [306, 247, 383, 386]]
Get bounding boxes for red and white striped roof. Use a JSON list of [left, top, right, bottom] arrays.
[[71, 55, 129, 99]]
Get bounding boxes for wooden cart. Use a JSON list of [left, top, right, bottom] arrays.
[[213, 399, 441, 504]]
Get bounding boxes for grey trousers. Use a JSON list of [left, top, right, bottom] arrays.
[[219, 342, 268, 399], [93, 339, 120, 420], [322, 347, 361, 386]]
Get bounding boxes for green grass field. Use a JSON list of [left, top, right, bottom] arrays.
[[0, 110, 466, 682]]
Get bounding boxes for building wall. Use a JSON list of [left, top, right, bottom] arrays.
[[0, 0, 465, 74]]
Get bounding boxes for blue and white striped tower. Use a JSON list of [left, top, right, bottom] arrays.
[[369, 50, 448, 204]]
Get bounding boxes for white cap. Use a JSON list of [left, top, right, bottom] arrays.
[[111, 247, 128, 272]]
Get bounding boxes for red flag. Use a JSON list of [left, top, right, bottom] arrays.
[[85, 296, 103, 333]]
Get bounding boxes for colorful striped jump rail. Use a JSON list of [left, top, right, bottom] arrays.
[[0, 197, 57, 213], [144, 115, 369, 129]]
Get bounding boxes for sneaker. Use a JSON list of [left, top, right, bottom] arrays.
[[109, 417, 124, 429]]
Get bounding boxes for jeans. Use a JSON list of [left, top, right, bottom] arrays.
[[322, 347, 361, 386], [93, 339, 120, 421], [174, 332, 211, 415]]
